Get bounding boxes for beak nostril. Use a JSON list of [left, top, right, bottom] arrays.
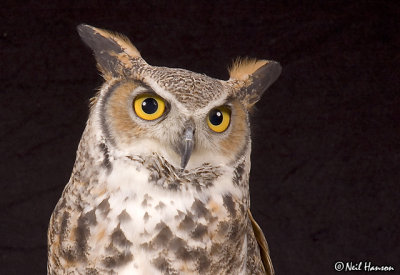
[[184, 127, 194, 141]]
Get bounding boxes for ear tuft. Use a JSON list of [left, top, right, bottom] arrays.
[[228, 57, 268, 81], [77, 24, 141, 58], [77, 24, 141, 77], [227, 58, 282, 110]]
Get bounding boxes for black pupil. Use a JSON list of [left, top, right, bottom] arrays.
[[142, 98, 158, 114], [209, 109, 223, 125]]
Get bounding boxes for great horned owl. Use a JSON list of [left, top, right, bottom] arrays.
[[47, 24, 281, 275]]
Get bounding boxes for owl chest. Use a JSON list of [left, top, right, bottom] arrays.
[[89, 160, 249, 274], [100, 192, 248, 274]]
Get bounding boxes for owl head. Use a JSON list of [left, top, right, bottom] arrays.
[[77, 25, 281, 170]]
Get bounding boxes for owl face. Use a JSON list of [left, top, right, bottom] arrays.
[[78, 25, 281, 169]]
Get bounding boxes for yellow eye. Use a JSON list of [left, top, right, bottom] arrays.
[[207, 106, 231, 133], [133, 93, 166, 120]]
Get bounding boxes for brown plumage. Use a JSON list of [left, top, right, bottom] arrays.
[[47, 24, 281, 274]]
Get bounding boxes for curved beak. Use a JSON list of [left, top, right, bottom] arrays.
[[180, 126, 195, 169]]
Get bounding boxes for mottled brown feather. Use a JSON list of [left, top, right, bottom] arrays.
[[248, 209, 275, 275]]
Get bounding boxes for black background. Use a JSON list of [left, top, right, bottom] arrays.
[[1, 1, 399, 274]]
